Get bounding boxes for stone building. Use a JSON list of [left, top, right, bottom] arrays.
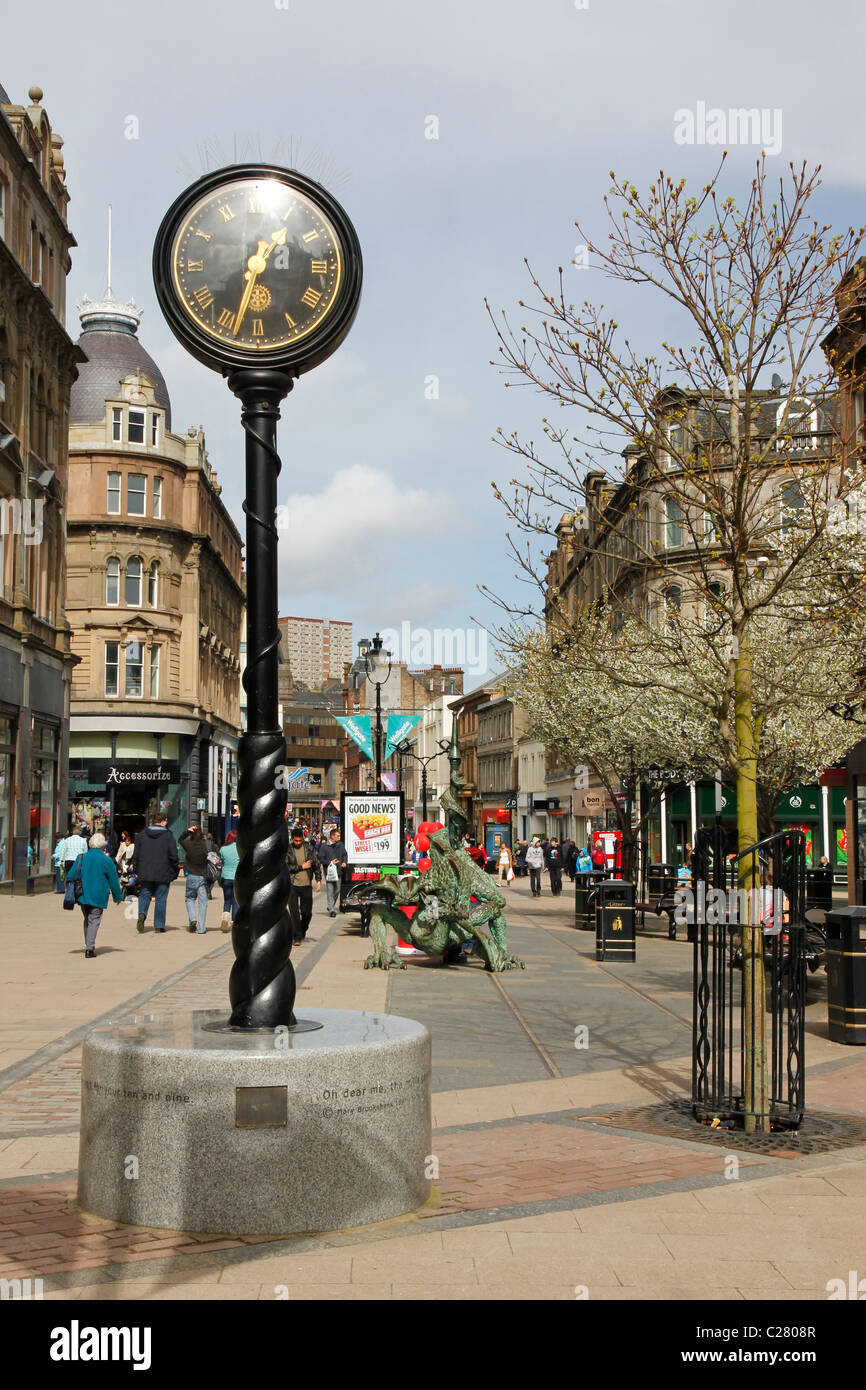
[[0, 83, 83, 891], [65, 285, 243, 842]]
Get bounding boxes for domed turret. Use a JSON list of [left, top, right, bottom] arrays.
[[70, 289, 172, 428]]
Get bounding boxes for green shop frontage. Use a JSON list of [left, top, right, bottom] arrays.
[[643, 773, 847, 873]]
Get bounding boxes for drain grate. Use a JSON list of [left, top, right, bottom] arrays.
[[576, 1101, 866, 1156]]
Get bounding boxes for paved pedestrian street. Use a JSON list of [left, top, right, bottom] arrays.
[[1, 877, 864, 1302]]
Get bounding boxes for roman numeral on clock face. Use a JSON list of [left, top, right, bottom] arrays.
[[302, 230, 318, 243], [217, 308, 235, 330], [187, 259, 204, 272], [252, 319, 264, 336], [248, 197, 266, 213], [300, 287, 322, 308], [218, 204, 235, 222], [310, 260, 328, 275], [284, 312, 296, 329], [193, 285, 214, 309], [194, 230, 211, 241]]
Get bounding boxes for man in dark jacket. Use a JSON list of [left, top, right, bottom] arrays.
[[316, 827, 347, 918], [132, 815, 179, 934], [286, 826, 322, 943], [545, 837, 564, 896]]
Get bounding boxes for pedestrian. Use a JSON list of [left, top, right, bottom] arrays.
[[546, 837, 564, 895], [563, 839, 578, 881], [577, 844, 593, 873], [591, 842, 607, 871], [218, 830, 240, 931], [59, 824, 88, 884], [115, 829, 135, 895], [178, 825, 210, 933], [52, 834, 65, 892], [317, 826, 347, 918], [286, 825, 321, 943], [69, 832, 123, 958], [465, 838, 487, 868], [513, 841, 528, 877], [497, 841, 514, 887], [526, 838, 544, 896], [132, 814, 180, 933], [683, 842, 693, 867]]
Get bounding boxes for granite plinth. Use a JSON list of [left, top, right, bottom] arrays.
[[77, 1008, 431, 1235]]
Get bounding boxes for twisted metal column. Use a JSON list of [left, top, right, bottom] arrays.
[[226, 368, 295, 1029]]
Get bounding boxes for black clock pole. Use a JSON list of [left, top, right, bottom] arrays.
[[226, 367, 296, 1028]]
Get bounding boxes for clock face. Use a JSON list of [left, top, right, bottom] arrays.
[[170, 176, 342, 351], [153, 164, 362, 374]]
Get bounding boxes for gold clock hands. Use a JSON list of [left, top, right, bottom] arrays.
[[232, 229, 288, 337]]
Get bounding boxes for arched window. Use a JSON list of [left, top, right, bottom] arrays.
[[665, 497, 683, 549], [780, 480, 804, 536], [147, 560, 159, 607], [106, 558, 120, 606], [777, 398, 817, 452], [664, 584, 682, 613], [125, 556, 142, 606], [640, 503, 651, 552]]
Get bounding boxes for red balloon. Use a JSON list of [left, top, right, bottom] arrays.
[[417, 855, 432, 872], [416, 821, 438, 836], [414, 833, 430, 853], [431, 821, 444, 832]]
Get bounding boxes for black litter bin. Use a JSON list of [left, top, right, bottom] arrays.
[[575, 870, 605, 931], [806, 867, 832, 912], [596, 880, 636, 962], [647, 862, 678, 907], [826, 906, 866, 1045]]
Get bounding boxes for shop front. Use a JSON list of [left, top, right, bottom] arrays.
[[68, 725, 190, 843]]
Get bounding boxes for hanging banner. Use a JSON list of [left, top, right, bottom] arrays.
[[384, 713, 422, 762], [335, 715, 373, 760], [381, 772, 397, 792]]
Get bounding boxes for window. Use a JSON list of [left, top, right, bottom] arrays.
[[780, 480, 804, 536], [106, 558, 120, 605], [777, 398, 817, 452], [125, 556, 142, 606], [150, 646, 160, 699], [152, 476, 162, 518], [147, 561, 159, 607], [704, 510, 723, 543], [128, 409, 145, 444], [105, 642, 119, 697], [665, 497, 683, 549], [127, 474, 146, 515], [0, 177, 7, 242], [664, 585, 682, 613], [107, 472, 121, 514], [111, 408, 122, 442], [30, 224, 40, 283], [125, 641, 143, 697], [639, 502, 651, 552]]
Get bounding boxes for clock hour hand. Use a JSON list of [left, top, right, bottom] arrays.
[[232, 230, 288, 337]]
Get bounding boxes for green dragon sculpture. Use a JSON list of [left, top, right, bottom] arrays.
[[361, 726, 524, 972]]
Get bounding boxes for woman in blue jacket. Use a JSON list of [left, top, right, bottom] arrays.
[[71, 833, 123, 958]]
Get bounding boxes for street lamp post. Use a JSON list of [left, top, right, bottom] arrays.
[[396, 738, 452, 823], [365, 633, 392, 792]]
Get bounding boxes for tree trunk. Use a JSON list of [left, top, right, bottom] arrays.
[[735, 629, 768, 1133]]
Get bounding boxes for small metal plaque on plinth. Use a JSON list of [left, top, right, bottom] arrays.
[[236, 1086, 288, 1129]]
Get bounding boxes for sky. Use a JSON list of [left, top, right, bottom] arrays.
[[4, 0, 866, 687]]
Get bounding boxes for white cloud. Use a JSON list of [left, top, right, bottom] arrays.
[[276, 465, 457, 594]]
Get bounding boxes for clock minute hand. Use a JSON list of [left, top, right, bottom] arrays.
[[232, 230, 288, 337], [233, 240, 269, 337]]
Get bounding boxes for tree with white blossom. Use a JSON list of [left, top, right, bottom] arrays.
[[488, 157, 866, 1130]]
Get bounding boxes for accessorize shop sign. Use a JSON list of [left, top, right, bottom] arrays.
[[70, 761, 180, 786]]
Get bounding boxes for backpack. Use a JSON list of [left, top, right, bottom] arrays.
[[204, 849, 223, 885]]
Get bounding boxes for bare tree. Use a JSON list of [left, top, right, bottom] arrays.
[[488, 158, 866, 1131]]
